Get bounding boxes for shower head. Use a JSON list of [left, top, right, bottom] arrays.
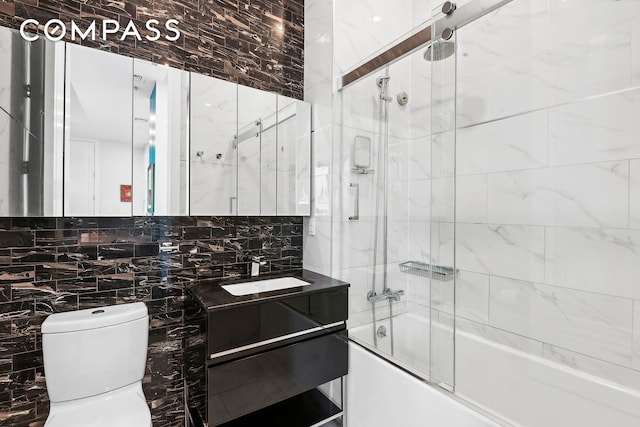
[[423, 41, 456, 62]]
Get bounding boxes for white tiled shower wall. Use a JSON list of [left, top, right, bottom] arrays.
[[447, 2, 640, 424], [304, 0, 439, 327]]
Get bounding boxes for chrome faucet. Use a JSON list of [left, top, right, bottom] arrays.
[[367, 288, 405, 303], [250, 256, 266, 277]]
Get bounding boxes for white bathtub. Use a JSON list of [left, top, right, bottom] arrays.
[[346, 341, 500, 427], [349, 313, 430, 375], [347, 312, 640, 426]]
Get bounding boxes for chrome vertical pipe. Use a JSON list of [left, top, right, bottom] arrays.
[[21, 39, 32, 216]]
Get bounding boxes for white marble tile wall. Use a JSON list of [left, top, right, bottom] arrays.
[[409, 54, 431, 139], [456, 223, 545, 283], [544, 227, 640, 300], [456, 110, 548, 175], [337, 72, 384, 137], [456, 0, 640, 127], [430, 130, 455, 178], [304, 0, 333, 100], [431, 270, 490, 324], [407, 219, 430, 263], [448, 2, 640, 420], [311, 126, 333, 217], [633, 301, 640, 371], [333, 0, 414, 75], [547, 90, 640, 167], [486, 161, 629, 228], [303, 0, 334, 275], [489, 276, 633, 367], [631, 159, 640, 229], [634, 15, 640, 86]]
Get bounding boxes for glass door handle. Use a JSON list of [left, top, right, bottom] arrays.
[[348, 183, 359, 220]]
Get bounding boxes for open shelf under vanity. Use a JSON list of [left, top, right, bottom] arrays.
[[218, 388, 343, 427]]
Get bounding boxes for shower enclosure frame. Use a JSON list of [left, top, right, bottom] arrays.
[[338, 0, 513, 91], [337, 0, 515, 392]]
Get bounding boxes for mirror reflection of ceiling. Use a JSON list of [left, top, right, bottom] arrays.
[[69, 46, 132, 145], [69, 46, 167, 149]]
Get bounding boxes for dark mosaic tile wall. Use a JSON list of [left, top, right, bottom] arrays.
[[0, 0, 304, 99], [0, 216, 303, 427]]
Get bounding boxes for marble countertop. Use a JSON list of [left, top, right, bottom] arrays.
[[187, 269, 349, 311]]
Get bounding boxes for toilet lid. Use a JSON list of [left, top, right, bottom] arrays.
[[45, 388, 151, 427]]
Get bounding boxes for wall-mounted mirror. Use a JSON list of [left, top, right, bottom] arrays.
[[132, 60, 189, 216], [260, 101, 278, 216], [276, 95, 311, 216], [190, 73, 238, 216], [64, 44, 133, 217], [189, 76, 311, 217], [0, 24, 310, 218], [0, 26, 63, 216], [237, 85, 278, 216], [64, 45, 190, 217]]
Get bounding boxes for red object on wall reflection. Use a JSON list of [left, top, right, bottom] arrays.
[[120, 185, 132, 202]]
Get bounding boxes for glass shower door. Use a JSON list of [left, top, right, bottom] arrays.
[[338, 56, 431, 380], [427, 5, 458, 391], [336, 67, 400, 357], [435, 0, 640, 425]]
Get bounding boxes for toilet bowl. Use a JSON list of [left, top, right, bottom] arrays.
[[44, 383, 151, 427], [41, 302, 152, 427]]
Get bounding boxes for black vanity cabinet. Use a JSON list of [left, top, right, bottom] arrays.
[[187, 271, 349, 427]]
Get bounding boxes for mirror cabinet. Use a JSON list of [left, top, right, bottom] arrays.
[[190, 73, 238, 216], [0, 25, 311, 217], [237, 85, 277, 216], [131, 59, 190, 216], [64, 45, 133, 217], [0, 29, 63, 216], [276, 96, 311, 216]]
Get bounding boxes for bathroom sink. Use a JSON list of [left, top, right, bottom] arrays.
[[221, 277, 311, 296]]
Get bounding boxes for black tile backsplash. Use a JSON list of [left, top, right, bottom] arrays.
[[0, 0, 304, 100], [0, 216, 303, 427]]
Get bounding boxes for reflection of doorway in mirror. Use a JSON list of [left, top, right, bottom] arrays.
[[133, 60, 188, 216], [147, 164, 155, 214], [147, 85, 157, 215], [65, 44, 134, 216]]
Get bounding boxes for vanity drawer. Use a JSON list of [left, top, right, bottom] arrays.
[[208, 287, 347, 360], [207, 331, 348, 426]]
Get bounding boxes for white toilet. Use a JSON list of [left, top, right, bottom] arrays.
[[41, 302, 152, 427]]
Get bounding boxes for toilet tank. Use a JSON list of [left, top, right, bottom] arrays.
[[42, 302, 149, 402]]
